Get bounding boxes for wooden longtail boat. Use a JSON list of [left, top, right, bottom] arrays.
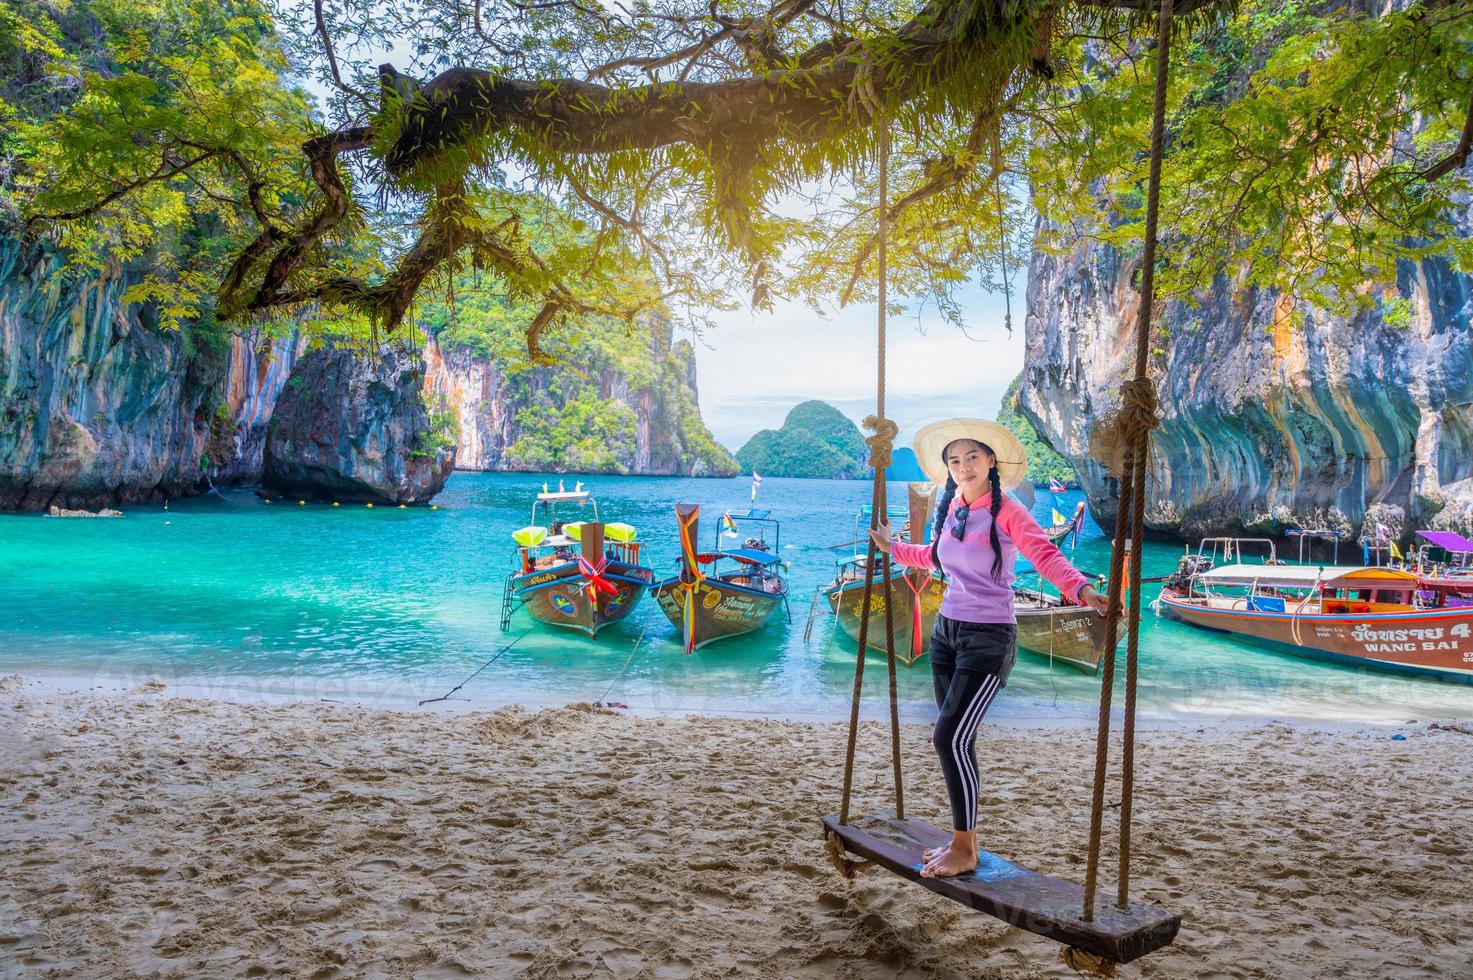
[[504, 486, 653, 638], [652, 504, 789, 652], [827, 485, 943, 666], [826, 486, 1111, 672], [1157, 553, 1473, 684], [1013, 588, 1111, 673], [1043, 499, 1088, 545]]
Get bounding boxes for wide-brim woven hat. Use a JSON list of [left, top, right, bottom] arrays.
[[913, 418, 1029, 490]]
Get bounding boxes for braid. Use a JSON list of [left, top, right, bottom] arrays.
[[988, 465, 1005, 581], [930, 476, 957, 573]]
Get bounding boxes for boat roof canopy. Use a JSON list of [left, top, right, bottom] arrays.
[[537, 489, 591, 502], [697, 548, 780, 566], [1415, 529, 1473, 553], [726, 508, 772, 520], [1197, 563, 1420, 588]]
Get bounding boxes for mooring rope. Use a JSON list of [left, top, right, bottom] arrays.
[[418, 621, 539, 705]]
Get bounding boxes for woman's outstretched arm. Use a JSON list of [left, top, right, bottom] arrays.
[[998, 500, 1106, 613]]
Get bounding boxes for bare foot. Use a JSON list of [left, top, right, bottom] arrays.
[[921, 846, 978, 878], [921, 843, 949, 863]]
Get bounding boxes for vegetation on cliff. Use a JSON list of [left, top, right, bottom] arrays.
[[998, 375, 1072, 487], [735, 402, 867, 479]]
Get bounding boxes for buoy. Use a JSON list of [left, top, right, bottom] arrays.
[[263, 498, 270, 504], [399, 504, 406, 509], [299, 500, 305, 506], [165, 520, 172, 526], [333, 502, 340, 508], [431, 505, 439, 510], [366, 502, 374, 509]]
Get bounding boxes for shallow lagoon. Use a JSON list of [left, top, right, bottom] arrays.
[[4, 472, 1470, 725]]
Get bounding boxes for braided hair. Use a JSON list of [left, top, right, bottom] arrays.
[[929, 440, 1007, 582]]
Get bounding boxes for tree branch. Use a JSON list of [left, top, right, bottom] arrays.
[[314, 0, 373, 111], [1417, 85, 1473, 182]]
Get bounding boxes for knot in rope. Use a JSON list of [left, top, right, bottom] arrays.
[[1119, 377, 1161, 438], [863, 415, 899, 471]]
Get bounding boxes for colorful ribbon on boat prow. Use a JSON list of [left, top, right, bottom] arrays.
[[676, 508, 705, 654], [902, 568, 932, 663], [577, 555, 619, 611]]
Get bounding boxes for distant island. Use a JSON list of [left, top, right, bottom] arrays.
[[735, 401, 868, 479], [734, 391, 1076, 486]]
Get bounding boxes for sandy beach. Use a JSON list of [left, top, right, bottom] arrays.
[[1, 678, 1470, 979]]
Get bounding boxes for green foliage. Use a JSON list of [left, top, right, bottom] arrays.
[[509, 396, 639, 472], [1029, 0, 1473, 321], [998, 374, 1074, 486], [422, 256, 735, 475], [9, 0, 1471, 363], [735, 401, 867, 479], [4, 0, 325, 327], [410, 396, 458, 460]]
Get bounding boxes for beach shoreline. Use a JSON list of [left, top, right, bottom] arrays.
[[0, 668, 1458, 736], [3, 678, 1470, 978]]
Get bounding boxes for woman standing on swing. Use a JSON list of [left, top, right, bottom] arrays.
[[870, 418, 1110, 878]]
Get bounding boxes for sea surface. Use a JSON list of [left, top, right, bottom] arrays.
[[3, 472, 1470, 726]]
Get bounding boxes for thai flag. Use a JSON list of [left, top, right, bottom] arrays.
[[1049, 478, 1067, 494]]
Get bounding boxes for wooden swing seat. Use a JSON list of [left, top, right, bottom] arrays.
[[822, 812, 1180, 964]]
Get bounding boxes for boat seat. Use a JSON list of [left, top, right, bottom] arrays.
[[822, 812, 1180, 964]]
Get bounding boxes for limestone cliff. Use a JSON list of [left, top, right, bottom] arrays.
[[0, 240, 300, 510], [423, 322, 737, 477], [1020, 174, 1473, 542], [262, 343, 454, 504]]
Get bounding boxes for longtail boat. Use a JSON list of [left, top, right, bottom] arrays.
[[1043, 499, 1088, 545], [1413, 529, 1473, 588], [1013, 588, 1111, 673], [825, 484, 944, 666], [652, 504, 789, 652], [503, 484, 653, 637], [1157, 542, 1473, 684]]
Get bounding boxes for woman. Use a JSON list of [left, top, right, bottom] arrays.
[[870, 418, 1109, 878]]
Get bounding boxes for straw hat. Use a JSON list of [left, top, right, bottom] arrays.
[[913, 418, 1029, 490]]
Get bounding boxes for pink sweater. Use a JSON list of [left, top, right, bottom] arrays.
[[890, 491, 1090, 625]]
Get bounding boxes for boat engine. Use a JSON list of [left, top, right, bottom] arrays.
[[1163, 554, 1214, 592]]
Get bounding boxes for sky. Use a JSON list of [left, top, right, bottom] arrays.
[[687, 283, 1027, 453]]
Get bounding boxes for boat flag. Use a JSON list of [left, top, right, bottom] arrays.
[[721, 511, 739, 538], [751, 471, 762, 500], [1049, 478, 1067, 494], [1052, 508, 1068, 527], [1389, 539, 1404, 561]]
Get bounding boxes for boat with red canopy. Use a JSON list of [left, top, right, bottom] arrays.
[[1158, 546, 1473, 683]]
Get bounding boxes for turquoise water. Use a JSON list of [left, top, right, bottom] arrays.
[[3, 472, 1470, 725]]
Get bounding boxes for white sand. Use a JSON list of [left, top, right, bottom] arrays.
[[1, 682, 1470, 978]]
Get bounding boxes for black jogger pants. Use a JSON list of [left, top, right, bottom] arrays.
[[930, 616, 1017, 832]]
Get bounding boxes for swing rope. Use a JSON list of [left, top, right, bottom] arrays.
[[1081, 0, 1171, 921], [836, 117, 904, 839]]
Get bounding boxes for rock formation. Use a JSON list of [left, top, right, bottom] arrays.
[[422, 325, 736, 477], [262, 343, 455, 504], [1020, 176, 1473, 543], [735, 401, 868, 479], [0, 239, 300, 511]]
